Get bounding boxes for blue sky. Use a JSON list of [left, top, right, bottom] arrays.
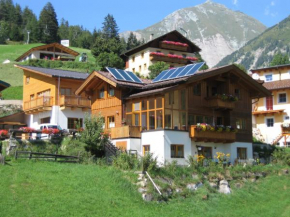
[[14, 0, 289, 32]]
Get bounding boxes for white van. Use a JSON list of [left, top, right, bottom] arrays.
[[35, 124, 62, 139]]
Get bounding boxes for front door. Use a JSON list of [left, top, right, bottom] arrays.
[[266, 96, 273, 110], [198, 147, 212, 159]]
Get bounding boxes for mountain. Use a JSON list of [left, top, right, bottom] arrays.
[[120, 0, 266, 67], [217, 15, 290, 70]]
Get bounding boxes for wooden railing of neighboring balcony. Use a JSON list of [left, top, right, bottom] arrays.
[[24, 96, 53, 111], [190, 125, 236, 143], [111, 126, 142, 139], [59, 95, 91, 108], [205, 96, 236, 109]]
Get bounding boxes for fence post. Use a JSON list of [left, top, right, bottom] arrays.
[[29, 152, 32, 160], [15, 150, 18, 160]]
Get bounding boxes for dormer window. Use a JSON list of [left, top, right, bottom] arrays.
[[265, 74, 273, 82], [108, 86, 114, 97], [99, 87, 104, 99]]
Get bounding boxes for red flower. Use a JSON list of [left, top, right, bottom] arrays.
[[186, 57, 198, 61], [0, 130, 8, 137], [162, 40, 188, 47], [19, 127, 35, 133]]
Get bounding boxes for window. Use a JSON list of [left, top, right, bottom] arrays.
[[193, 83, 201, 96], [198, 147, 212, 159], [265, 74, 273, 82], [284, 116, 290, 121], [108, 86, 115, 97], [236, 118, 246, 129], [126, 102, 132, 113], [235, 89, 240, 99], [40, 117, 50, 124], [68, 118, 83, 129], [141, 52, 144, 59], [141, 100, 147, 110], [139, 65, 141, 72], [266, 118, 274, 127], [156, 110, 163, 129], [149, 111, 155, 130], [144, 63, 147, 71], [134, 113, 140, 126], [99, 87, 104, 99], [196, 116, 203, 124], [165, 114, 171, 129], [132, 68, 135, 73], [143, 145, 150, 155], [188, 114, 195, 125], [169, 92, 174, 105], [266, 96, 273, 110], [134, 102, 140, 111], [278, 93, 287, 103], [37, 89, 50, 97], [26, 76, 30, 84], [107, 116, 115, 128], [149, 98, 154, 109], [217, 117, 223, 125], [237, 148, 247, 160], [61, 88, 71, 96], [132, 56, 135, 62], [171, 145, 184, 158], [156, 97, 162, 108], [205, 116, 213, 125], [30, 94, 34, 100], [141, 112, 147, 130], [100, 117, 105, 129], [182, 54, 187, 58]]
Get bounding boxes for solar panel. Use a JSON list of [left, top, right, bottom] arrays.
[[106, 67, 143, 83], [152, 62, 205, 83]]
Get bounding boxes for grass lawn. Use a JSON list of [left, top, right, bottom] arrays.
[[0, 44, 93, 99], [0, 160, 289, 217]]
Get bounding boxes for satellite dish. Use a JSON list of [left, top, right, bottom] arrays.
[[252, 73, 259, 80]]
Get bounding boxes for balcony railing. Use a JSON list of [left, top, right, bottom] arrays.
[[190, 125, 236, 143], [159, 41, 188, 51], [150, 53, 188, 64], [205, 96, 236, 109], [110, 126, 142, 139], [59, 95, 91, 108], [24, 96, 53, 111]]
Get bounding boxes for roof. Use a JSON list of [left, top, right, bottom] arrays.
[[126, 85, 177, 99], [15, 65, 89, 80], [251, 64, 290, 73], [120, 30, 201, 59], [15, 43, 79, 62], [76, 64, 271, 99], [0, 80, 10, 91], [263, 79, 290, 90]]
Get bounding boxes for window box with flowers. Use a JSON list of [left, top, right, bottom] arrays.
[[159, 40, 189, 51], [150, 52, 188, 64], [190, 124, 237, 143], [0, 130, 8, 140], [205, 94, 238, 109]]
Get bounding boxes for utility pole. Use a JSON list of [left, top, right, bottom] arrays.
[[27, 30, 30, 44]]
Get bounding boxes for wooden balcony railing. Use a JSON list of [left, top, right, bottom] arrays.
[[110, 126, 142, 139], [205, 96, 236, 110], [59, 95, 91, 108], [150, 54, 188, 64], [159, 42, 188, 51], [190, 125, 236, 143], [24, 96, 53, 111]]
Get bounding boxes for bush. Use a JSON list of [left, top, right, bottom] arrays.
[[112, 152, 139, 170], [140, 153, 158, 173], [272, 148, 290, 166]]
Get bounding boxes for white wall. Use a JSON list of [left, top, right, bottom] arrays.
[[111, 138, 142, 155]]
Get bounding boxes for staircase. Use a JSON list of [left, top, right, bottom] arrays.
[[104, 142, 120, 158], [272, 134, 283, 145]]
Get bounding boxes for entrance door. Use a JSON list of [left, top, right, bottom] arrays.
[[198, 147, 212, 159], [266, 96, 273, 110]]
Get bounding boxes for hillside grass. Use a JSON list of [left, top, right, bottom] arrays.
[[0, 160, 289, 217], [0, 44, 93, 100]]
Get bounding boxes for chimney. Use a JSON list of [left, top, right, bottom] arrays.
[[150, 34, 154, 41]]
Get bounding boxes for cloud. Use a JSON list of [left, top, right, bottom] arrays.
[[233, 0, 238, 5], [265, 2, 277, 17], [271, 1, 275, 6]]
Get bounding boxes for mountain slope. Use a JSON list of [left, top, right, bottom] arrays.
[[217, 15, 290, 70], [121, 1, 266, 67]]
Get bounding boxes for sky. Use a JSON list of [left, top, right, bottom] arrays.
[[13, 0, 290, 33]]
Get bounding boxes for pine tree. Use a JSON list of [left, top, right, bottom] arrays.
[[38, 2, 59, 43], [22, 7, 39, 43], [126, 32, 141, 50], [58, 18, 69, 39], [270, 53, 290, 66], [102, 14, 119, 40]]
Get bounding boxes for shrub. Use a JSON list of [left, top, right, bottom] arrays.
[[141, 153, 158, 173], [272, 148, 290, 166], [112, 152, 139, 170]]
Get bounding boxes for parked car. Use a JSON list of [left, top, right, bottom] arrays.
[[35, 124, 63, 140]]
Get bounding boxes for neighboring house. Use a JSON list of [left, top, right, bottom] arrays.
[[15, 65, 91, 130], [15, 43, 79, 62], [120, 30, 201, 77], [0, 112, 26, 129], [76, 64, 270, 165], [251, 64, 290, 147], [0, 80, 10, 99]]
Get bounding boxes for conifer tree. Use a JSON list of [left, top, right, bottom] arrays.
[[270, 53, 290, 66], [102, 14, 119, 40], [38, 2, 59, 43], [126, 32, 141, 50]]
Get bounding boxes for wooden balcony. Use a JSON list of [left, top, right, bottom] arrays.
[[110, 126, 142, 139], [159, 42, 188, 51], [190, 125, 236, 143], [24, 96, 53, 113], [205, 96, 236, 110], [59, 95, 91, 109], [150, 54, 188, 64]]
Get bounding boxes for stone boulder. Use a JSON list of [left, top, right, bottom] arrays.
[[142, 193, 153, 201], [219, 180, 231, 194]]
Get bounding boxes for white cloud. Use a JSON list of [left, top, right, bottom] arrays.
[[265, 2, 277, 17], [233, 0, 238, 5], [271, 1, 275, 6]]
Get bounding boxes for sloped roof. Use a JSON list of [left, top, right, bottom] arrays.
[[120, 30, 201, 59], [251, 64, 290, 73], [15, 43, 79, 62], [263, 79, 290, 90], [15, 65, 89, 80], [0, 80, 10, 91]]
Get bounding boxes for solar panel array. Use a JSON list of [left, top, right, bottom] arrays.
[[152, 62, 205, 83], [106, 67, 143, 83]]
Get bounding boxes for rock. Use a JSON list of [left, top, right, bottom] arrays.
[[202, 194, 208, 200], [137, 181, 146, 187], [235, 182, 243, 189], [142, 193, 153, 201], [282, 169, 289, 175], [196, 182, 203, 189], [192, 173, 199, 180], [138, 187, 147, 193], [163, 188, 173, 197], [186, 183, 197, 191], [138, 174, 145, 181], [209, 182, 218, 189], [250, 178, 256, 183], [3, 59, 10, 64], [219, 180, 231, 194], [175, 188, 183, 193]]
